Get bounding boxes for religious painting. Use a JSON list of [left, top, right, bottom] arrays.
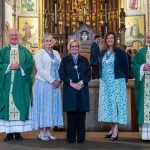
[[125, 15, 145, 46], [126, 0, 141, 10], [80, 31, 89, 41], [68, 24, 96, 51], [21, 0, 38, 12], [18, 16, 38, 47]]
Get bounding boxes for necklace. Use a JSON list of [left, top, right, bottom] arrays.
[[105, 51, 113, 63]]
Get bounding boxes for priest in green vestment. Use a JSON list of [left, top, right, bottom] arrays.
[[0, 28, 34, 141], [132, 31, 150, 140]]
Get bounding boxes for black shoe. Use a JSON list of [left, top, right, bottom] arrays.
[[14, 133, 23, 141], [3, 133, 14, 141], [104, 134, 112, 138], [67, 141, 75, 144], [66, 139, 75, 144], [110, 135, 118, 141], [77, 140, 84, 144]]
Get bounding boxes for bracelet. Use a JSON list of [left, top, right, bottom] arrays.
[[79, 80, 84, 87]]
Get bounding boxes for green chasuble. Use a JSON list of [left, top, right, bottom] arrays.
[[0, 44, 35, 121], [131, 46, 150, 124]]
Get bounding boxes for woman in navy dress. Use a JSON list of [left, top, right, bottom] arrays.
[[59, 39, 91, 144]]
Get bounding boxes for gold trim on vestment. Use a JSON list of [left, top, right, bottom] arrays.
[[144, 51, 150, 123], [9, 48, 20, 120]]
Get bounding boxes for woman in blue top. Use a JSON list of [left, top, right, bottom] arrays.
[[98, 32, 129, 141]]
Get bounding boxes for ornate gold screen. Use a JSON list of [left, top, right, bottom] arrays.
[[43, 0, 121, 35], [38, 0, 125, 55]]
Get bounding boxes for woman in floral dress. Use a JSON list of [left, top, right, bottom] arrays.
[[98, 32, 129, 141]]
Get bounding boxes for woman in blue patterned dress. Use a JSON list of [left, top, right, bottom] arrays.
[[98, 32, 129, 141], [31, 34, 63, 141]]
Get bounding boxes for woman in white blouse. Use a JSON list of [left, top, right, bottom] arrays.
[[31, 34, 63, 141]]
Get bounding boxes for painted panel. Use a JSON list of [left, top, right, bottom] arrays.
[[18, 16, 38, 47], [125, 15, 145, 46], [21, 0, 38, 12]]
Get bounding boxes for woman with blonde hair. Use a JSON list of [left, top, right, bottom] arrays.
[[59, 39, 91, 144], [31, 34, 63, 141]]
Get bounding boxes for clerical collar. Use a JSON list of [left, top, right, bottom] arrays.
[[10, 44, 18, 48]]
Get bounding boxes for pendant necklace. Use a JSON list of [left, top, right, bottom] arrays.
[[105, 50, 113, 63]]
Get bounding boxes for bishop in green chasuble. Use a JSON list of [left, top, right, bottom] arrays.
[[132, 31, 150, 140], [0, 28, 34, 136]]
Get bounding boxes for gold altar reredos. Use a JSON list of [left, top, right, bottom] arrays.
[[38, 0, 124, 49], [3, 0, 149, 56]]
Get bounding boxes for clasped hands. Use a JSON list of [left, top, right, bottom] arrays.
[[143, 64, 150, 71], [70, 82, 82, 90], [52, 80, 61, 88], [10, 63, 20, 70]]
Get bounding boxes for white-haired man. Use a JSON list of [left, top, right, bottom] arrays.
[[0, 28, 34, 141], [132, 31, 150, 140]]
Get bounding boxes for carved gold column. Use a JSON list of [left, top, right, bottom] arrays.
[[108, 0, 112, 32], [118, 0, 123, 27], [120, 0, 124, 8], [92, 0, 97, 31], [54, 0, 58, 33], [104, 0, 108, 33], [58, 0, 64, 34], [120, 7, 126, 47], [38, 0, 44, 48]]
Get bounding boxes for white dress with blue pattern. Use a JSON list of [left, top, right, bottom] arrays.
[[98, 51, 128, 124], [32, 54, 63, 129]]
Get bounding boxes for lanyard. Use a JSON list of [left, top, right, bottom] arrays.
[[44, 49, 54, 60], [106, 51, 113, 60], [73, 56, 78, 65], [73, 56, 79, 80]]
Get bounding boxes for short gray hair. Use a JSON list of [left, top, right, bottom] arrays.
[[42, 34, 54, 42]]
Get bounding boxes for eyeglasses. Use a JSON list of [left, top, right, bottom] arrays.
[[70, 45, 79, 48]]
